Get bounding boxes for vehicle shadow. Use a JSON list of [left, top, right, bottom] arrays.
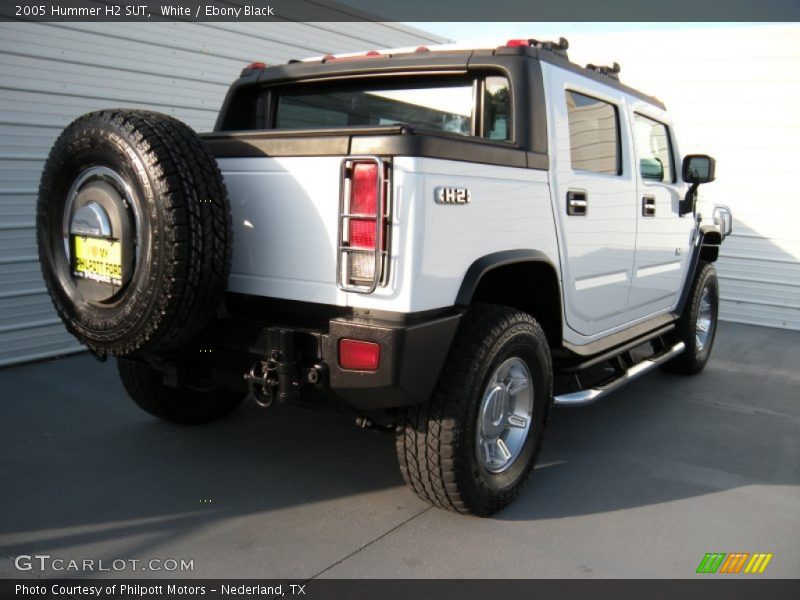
[[500, 321, 800, 521], [0, 355, 406, 559], [0, 322, 798, 556]]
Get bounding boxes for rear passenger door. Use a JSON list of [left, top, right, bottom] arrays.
[[627, 111, 695, 318], [550, 76, 638, 337]]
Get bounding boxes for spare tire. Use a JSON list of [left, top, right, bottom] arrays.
[[37, 110, 232, 356]]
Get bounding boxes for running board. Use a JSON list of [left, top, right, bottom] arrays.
[[553, 342, 686, 406]]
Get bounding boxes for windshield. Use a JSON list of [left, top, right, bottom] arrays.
[[274, 80, 476, 135]]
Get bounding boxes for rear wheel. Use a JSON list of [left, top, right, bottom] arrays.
[[395, 304, 552, 516], [663, 261, 719, 375], [118, 359, 245, 425]]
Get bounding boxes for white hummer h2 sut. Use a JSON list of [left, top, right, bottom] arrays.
[[37, 38, 732, 516]]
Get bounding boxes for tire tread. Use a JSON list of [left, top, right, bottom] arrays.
[[396, 304, 552, 516]]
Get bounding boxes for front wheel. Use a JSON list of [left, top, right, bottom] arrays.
[[663, 261, 720, 375], [395, 304, 553, 516]]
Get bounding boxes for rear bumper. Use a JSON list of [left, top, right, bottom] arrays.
[[323, 312, 461, 409], [203, 303, 462, 411]]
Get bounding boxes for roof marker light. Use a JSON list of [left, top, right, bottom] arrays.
[[323, 50, 387, 63], [240, 62, 267, 76]]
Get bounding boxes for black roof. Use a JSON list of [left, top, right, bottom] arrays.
[[238, 43, 665, 110]]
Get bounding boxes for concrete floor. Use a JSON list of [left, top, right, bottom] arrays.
[[0, 322, 798, 579]]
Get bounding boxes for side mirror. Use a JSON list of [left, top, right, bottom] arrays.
[[680, 154, 716, 216], [682, 154, 716, 184], [640, 157, 664, 181]]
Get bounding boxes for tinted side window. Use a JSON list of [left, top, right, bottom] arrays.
[[483, 76, 510, 141], [634, 114, 674, 182], [566, 91, 620, 175]]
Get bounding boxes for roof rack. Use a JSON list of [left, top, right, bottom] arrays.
[[586, 62, 621, 81], [505, 37, 569, 59]]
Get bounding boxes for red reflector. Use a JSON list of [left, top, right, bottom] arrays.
[[505, 39, 530, 47], [246, 61, 267, 69], [339, 339, 381, 371]]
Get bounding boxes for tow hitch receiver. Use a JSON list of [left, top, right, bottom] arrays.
[[244, 328, 300, 407], [244, 328, 325, 407]]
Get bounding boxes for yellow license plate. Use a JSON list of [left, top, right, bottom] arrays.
[[73, 236, 123, 285]]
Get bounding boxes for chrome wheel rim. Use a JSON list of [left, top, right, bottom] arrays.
[[696, 286, 715, 352], [476, 357, 534, 473]]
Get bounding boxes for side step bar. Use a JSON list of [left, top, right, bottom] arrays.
[[553, 341, 686, 407]]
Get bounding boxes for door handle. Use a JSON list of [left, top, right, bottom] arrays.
[[642, 196, 656, 217], [567, 190, 588, 216]]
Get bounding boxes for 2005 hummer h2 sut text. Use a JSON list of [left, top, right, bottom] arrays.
[[37, 38, 732, 516]]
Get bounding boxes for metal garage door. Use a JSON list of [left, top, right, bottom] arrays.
[[0, 20, 443, 366]]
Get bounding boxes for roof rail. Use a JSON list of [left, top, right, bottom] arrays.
[[504, 37, 569, 59], [586, 62, 621, 81]]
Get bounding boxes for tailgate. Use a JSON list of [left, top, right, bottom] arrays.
[[215, 155, 345, 305]]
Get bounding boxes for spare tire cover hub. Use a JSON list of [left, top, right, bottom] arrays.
[[62, 167, 137, 303]]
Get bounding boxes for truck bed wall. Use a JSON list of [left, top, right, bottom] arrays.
[[216, 155, 558, 314]]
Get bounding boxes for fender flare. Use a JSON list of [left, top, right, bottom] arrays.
[[676, 225, 722, 316], [455, 249, 561, 307]]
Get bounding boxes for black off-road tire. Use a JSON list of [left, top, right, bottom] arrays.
[[118, 359, 245, 425], [663, 261, 719, 375], [37, 110, 232, 356], [395, 304, 553, 517]]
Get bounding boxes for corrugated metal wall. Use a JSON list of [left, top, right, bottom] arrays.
[[0, 21, 444, 366], [565, 25, 800, 330]]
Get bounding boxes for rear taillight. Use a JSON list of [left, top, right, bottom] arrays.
[[338, 157, 390, 293], [349, 162, 379, 250]]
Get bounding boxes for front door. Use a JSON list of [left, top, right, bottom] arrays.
[[627, 110, 695, 318]]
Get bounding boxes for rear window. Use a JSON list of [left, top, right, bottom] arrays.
[[565, 90, 621, 175], [275, 80, 476, 135]]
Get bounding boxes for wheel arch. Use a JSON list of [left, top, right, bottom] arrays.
[[699, 225, 722, 262], [455, 250, 563, 348], [676, 226, 722, 316]]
